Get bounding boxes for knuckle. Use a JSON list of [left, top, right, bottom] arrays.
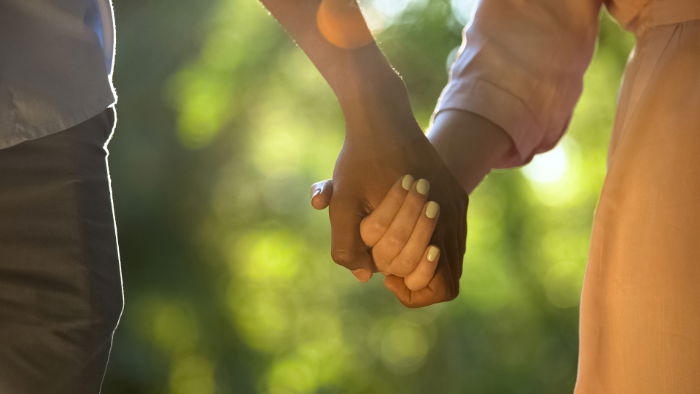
[[360, 219, 386, 246], [368, 219, 388, 234], [404, 279, 423, 292], [389, 256, 416, 277], [402, 299, 422, 309], [365, 219, 388, 239], [382, 233, 404, 252], [371, 247, 391, 270], [330, 249, 355, 266]]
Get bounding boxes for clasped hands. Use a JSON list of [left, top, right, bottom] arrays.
[[259, 0, 468, 307], [309, 94, 468, 307]]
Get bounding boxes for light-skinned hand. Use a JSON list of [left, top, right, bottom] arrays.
[[311, 174, 453, 300]]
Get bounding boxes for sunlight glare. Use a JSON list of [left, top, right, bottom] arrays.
[[360, 0, 422, 31], [522, 144, 569, 184], [317, 0, 374, 49], [450, 0, 478, 26]]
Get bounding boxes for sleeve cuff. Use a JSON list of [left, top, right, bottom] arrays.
[[433, 78, 545, 168]]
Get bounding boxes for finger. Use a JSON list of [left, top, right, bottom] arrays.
[[388, 201, 439, 277], [383, 274, 444, 308], [383, 259, 454, 308], [384, 274, 446, 308], [329, 198, 375, 281], [359, 174, 413, 247], [310, 180, 333, 210], [404, 245, 440, 291], [371, 178, 430, 267], [383, 275, 411, 304]]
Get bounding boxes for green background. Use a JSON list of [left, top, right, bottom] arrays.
[[104, 1, 634, 393]]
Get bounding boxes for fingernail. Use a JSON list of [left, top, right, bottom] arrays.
[[425, 201, 440, 219], [311, 188, 321, 199], [427, 246, 440, 262], [416, 179, 430, 195], [401, 174, 414, 191], [352, 269, 372, 282]]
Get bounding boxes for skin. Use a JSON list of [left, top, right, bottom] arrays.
[[427, 110, 512, 195], [261, 0, 513, 307], [315, 0, 374, 49], [310, 111, 513, 305], [312, 175, 442, 291], [367, 177, 436, 278]]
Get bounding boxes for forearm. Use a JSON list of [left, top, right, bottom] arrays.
[[261, 0, 509, 186], [260, 0, 409, 125], [427, 110, 513, 194]]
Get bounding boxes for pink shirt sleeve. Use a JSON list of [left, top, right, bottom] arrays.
[[434, 0, 602, 168]]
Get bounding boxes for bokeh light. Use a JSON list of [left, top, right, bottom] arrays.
[[522, 144, 570, 185]]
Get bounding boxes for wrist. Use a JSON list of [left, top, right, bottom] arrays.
[[427, 110, 513, 193], [331, 46, 405, 107], [261, 0, 418, 139], [338, 66, 422, 141]]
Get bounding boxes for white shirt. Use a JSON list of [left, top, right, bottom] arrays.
[[0, 0, 116, 149]]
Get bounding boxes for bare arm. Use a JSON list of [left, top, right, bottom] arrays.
[[261, 0, 469, 307], [259, 0, 407, 115], [261, 1, 513, 195]]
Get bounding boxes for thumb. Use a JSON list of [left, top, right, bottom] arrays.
[[310, 180, 333, 210], [329, 198, 375, 282]]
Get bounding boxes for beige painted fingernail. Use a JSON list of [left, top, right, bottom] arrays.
[[416, 179, 430, 195], [427, 246, 440, 262], [401, 174, 414, 191], [425, 201, 440, 219]]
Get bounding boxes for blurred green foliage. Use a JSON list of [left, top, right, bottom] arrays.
[[104, 1, 634, 393]]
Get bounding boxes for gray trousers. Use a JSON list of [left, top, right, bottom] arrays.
[[0, 109, 123, 393]]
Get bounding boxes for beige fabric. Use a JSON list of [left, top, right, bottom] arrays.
[[578, 20, 700, 394], [435, 0, 601, 167], [435, 0, 700, 168], [435, 0, 700, 392]]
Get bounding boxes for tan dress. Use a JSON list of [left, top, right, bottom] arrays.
[[434, 0, 700, 392]]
